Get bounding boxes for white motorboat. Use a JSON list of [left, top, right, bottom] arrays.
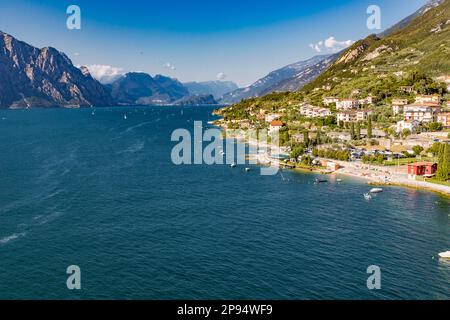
[[438, 251, 450, 259], [370, 188, 383, 194], [245, 168, 251, 172], [230, 163, 237, 168]]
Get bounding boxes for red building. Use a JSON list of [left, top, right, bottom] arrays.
[[407, 162, 438, 178]]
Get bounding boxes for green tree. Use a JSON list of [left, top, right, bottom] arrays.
[[355, 122, 361, 140], [290, 145, 305, 159], [412, 145, 424, 156], [303, 131, 310, 147], [428, 122, 443, 132], [350, 122, 355, 140], [436, 143, 450, 181], [367, 117, 373, 139], [402, 129, 411, 138]]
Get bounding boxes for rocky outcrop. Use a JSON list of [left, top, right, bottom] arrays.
[[173, 94, 218, 106], [0, 31, 114, 108]]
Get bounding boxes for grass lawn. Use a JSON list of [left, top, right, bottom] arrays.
[[422, 178, 450, 187], [383, 157, 437, 166]]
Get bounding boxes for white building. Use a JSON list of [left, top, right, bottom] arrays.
[[323, 97, 339, 106], [336, 99, 360, 110], [299, 104, 332, 118], [403, 103, 440, 123], [392, 98, 408, 115], [337, 110, 372, 123], [265, 113, 282, 123], [396, 120, 419, 134], [358, 95, 376, 105], [268, 120, 285, 134], [437, 112, 450, 128], [415, 94, 441, 104]]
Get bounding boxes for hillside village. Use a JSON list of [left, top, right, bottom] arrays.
[[214, 0, 450, 190]]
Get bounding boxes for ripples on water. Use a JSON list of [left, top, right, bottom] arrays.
[[0, 106, 448, 300]]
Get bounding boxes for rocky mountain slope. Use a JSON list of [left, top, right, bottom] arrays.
[[173, 94, 217, 106], [183, 81, 238, 99], [260, 53, 340, 94], [0, 31, 114, 108], [300, 0, 450, 99], [106, 72, 189, 105], [220, 54, 334, 104], [379, 0, 445, 37]]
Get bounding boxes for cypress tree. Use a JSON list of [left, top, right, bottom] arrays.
[[436, 143, 449, 181], [355, 122, 361, 140], [303, 130, 310, 147], [367, 117, 373, 139], [350, 122, 355, 140]]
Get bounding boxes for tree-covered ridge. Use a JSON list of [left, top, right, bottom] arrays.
[[221, 0, 450, 113]]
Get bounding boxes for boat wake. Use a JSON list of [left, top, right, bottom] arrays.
[[0, 232, 27, 245]]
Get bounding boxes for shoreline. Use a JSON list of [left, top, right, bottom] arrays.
[[215, 122, 450, 198]]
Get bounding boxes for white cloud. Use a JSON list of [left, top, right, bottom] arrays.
[[309, 41, 323, 53], [310, 36, 354, 53], [216, 72, 227, 80], [85, 64, 124, 84], [164, 62, 176, 70]]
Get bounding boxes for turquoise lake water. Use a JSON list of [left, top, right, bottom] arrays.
[[0, 106, 448, 299]]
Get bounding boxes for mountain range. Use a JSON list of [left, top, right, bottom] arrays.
[[183, 81, 238, 100], [220, 54, 337, 104], [0, 30, 233, 108], [1, 0, 447, 109]]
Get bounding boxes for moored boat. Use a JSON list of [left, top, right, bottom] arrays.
[[370, 188, 383, 194], [438, 251, 450, 259]]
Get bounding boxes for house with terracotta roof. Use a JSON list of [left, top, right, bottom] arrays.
[[269, 120, 285, 134]]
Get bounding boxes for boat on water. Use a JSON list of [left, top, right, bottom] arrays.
[[314, 178, 327, 184], [230, 163, 237, 168], [370, 188, 383, 194], [364, 193, 372, 200], [124, 114, 127, 120], [245, 168, 251, 172], [438, 251, 450, 259]]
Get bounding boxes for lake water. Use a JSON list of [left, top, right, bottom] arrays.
[[0, 106, 448, 299]]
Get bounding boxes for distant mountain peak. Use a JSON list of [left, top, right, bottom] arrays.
[[220, 54, 337, 104], [0, 31, 114, 108]]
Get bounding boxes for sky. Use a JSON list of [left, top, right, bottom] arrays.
[[0, 0, 427, 87]]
